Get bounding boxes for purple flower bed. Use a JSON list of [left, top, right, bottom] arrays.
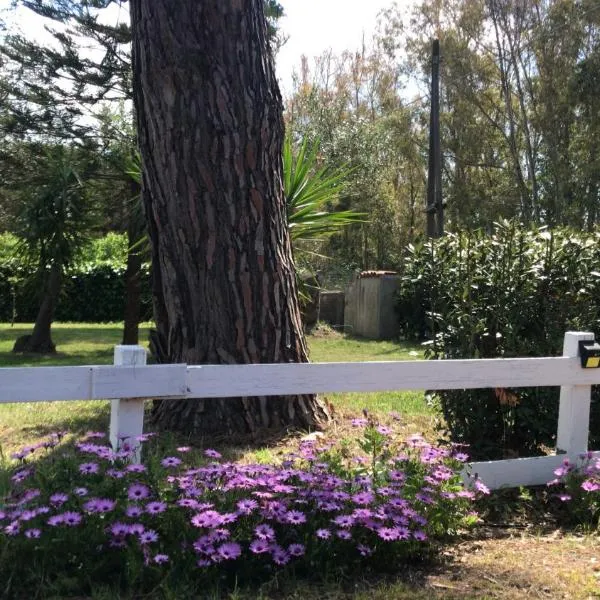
[[0, 418, 488, 595], [546, 453, 600, 526]]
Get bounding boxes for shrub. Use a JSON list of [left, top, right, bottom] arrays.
[[395, 222, 600, 459], [0, 420, 485, 597]]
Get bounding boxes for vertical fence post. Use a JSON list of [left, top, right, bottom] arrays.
[[556, 331, 594, 456], [110, 345, 147, 462]]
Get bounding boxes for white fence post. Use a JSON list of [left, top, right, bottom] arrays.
[[556, 331, 594, 456], [110, 345, 147, 462]]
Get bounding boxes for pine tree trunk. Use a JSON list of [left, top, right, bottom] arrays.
[[12, 265, 60, 353], [130, 0, 331, 438]]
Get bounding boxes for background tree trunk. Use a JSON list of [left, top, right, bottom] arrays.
[[12, 265, 60, 353], [122, 179, 143, 345], [130, 0, 331, 438]]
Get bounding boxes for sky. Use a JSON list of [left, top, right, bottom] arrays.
[[276, 0, 403, 91], [0, 0, 407, 81]]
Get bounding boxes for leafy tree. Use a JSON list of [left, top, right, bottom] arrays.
[[11, 146, 97, 353]]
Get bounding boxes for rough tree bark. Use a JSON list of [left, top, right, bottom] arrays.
[[130, 0, 331, 437]]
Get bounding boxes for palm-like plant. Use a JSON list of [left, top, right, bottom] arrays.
[[283, 135, 364, 308], [284, 134, 362, 246], [12, 147, 95, 353]]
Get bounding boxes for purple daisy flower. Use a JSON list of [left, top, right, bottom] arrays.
[[249, 539, 270, 554], [218, 542, 241, 560], [582, 479, 600, 492], [473, 479, 490, 495], [254, 524, 275, 540], [316, 528, 331, 539], [191, 510, 223, 528], [83, 498, 116, 514], [128, 483, 151, 501], [139, 529, 159, 544], [146, 501, 167, 515], [177, 498, 199, 509], [49, 493, 69, 506], [11, 468, 33, 483], [62, 512, 82, 526], [285, 510, 306, 525], [110, 522, 131, 537], [129, 523, 145, 536], [48, 515, 64, 526], [73, 487, 88, 497], [332, 515, 354, 528], [236, 499, 258, 515], [288, 543, 305, 557], [19, 510, 37, 522], [126, 505, 144, 518], [376, 425, 392, 435], [352, 491, 374, 505], [153, 554, 169, 564], [25, 528, 41, 539], [79, 463, 99, 475], [378, 527, 400, 541], [357, 543, 373, 556], [204, 449, 222, 459], [413, 530, 427, 541], [4, 521, 20, 535], [272, 548, 290, 565], [125, 464, 146, 474], [161, 457, 182, 468], [106, 469, 125, 479], [336, 529, 352, 540], [177, 446, 191, 453]]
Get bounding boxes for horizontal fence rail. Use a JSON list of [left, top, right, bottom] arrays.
[[3, 357, 600, 404], [0, 332, 597, 489]]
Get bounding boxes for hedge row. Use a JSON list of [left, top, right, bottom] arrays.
[[395, 222, 600, 460], [0, 263, 153, 323]]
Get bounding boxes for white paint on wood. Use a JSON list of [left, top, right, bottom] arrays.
[[556, 332, 594, 455], [186, 356, 600, 398], [0, 366, 94, 403], [93, 365, 187, 400], [110, 345, 148, 461], [467, 451, 600, 489]]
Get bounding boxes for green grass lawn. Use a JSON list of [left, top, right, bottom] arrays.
[[0, 322, 431, 452]]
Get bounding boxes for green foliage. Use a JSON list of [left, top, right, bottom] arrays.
[[77, 232, 129, 266], [395, 222, 600, 459], [0, 422, 482, 598], [12, 148, 95, 276], [0, 236, 152, 323]]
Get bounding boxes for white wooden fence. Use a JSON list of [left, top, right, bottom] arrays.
[[1, 331, 599, 490]]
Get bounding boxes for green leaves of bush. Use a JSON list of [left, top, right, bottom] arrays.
[[395, 221, 600, 459]]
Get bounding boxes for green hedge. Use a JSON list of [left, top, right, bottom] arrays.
[[395, 222, 600, 459], [0, 263, 153, 323]]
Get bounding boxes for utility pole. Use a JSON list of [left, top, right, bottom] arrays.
[[426, 39, 443, 237]]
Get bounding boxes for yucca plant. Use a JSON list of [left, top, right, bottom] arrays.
[[283, 135, 364, 308]]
